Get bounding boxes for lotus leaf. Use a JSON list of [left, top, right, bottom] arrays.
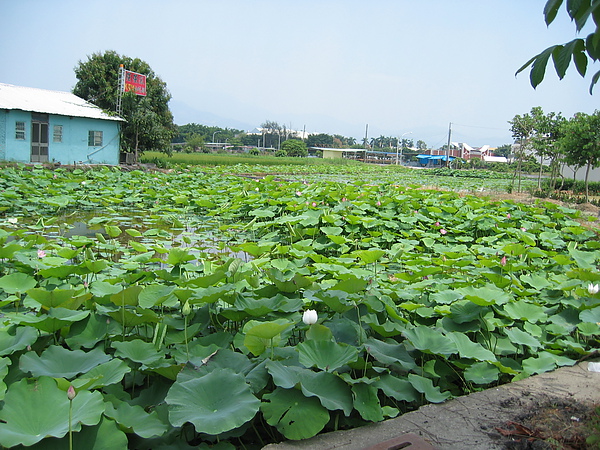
[[0, 377, 104, 447], [297, 340, 359, 371], [104, 401, 167, 438], [20, 345, 110, 378], [166, 368, 260, 434], [299, 370, 354, 415], [0, 325, 38, 356], [261, 387, 330, 440], [352, 383, 384, 421]]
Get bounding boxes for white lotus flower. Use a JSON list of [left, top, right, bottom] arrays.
[[302, 309, 318, 325], [588, 283, 599, 295]]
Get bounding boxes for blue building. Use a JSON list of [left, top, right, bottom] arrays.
[[0, 83, 123, 165]]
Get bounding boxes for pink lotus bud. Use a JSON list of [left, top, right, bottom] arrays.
[[312, 202, 317, 207], [501, 256, 507, 266], [376, 201, 381, 206], [506, 213, 511, 219], [67, 385, 77, 401], [435, 221, 440, 227]]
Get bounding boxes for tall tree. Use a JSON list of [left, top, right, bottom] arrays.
[[559, 110, 600, 201], [73, 50, 176, 160], [518, 0, 600, 93]]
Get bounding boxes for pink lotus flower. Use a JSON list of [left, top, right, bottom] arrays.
[[435, 221, 440, 227], [376, 201, 381, 206], [296, 191, 302, 196], [506, 213, 511, 219], [37, 250, 46, 258], [440, 229, 447, 235], [312, 202, 317, 207]]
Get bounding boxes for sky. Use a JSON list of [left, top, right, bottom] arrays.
[[1, 0, 598, 148]]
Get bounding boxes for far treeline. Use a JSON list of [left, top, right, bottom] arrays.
[[172, 121, 429, 153]]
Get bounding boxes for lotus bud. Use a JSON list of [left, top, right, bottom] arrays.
[[302, 309, 318, 325], [67, 385, 77, 401], [588, 283, 599, 295], [182, 301, 192, 316], [501, 256, 507, 266]]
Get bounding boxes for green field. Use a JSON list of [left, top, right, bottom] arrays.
[[0, 162, 597, 449]]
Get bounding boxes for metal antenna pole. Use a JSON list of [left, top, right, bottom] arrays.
[[446, 122, 452, 168]]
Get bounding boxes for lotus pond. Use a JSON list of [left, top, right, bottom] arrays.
[[0, 163, 598, 449]]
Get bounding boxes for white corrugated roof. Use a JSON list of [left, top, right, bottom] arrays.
[[0, 83, 123, 121]]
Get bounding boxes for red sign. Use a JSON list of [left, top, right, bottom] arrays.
[[124, 70, 147, 96]]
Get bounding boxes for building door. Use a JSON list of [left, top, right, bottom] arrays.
[[31, 113, 49, 163]]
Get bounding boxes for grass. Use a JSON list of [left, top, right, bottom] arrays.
[[141, 151, 366, 167]]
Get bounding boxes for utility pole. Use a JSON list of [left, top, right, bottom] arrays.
[[446, 122, 452, 168]]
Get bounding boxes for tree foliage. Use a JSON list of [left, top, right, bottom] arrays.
[[73, 50, 176, 158], [517, 0, 600, 93], [281, 139, 308, 157], [558, 110, 600, 200]]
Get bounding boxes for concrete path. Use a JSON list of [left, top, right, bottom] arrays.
[[264, 361, 600, 449]]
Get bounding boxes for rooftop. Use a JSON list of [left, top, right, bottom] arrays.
[[0, 83, 123, 121]]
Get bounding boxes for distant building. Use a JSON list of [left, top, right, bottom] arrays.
[[0, 83, 123, 165]]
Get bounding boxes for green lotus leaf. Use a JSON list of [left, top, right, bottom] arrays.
[[65, 313, 118, 349], [521, 352, 557, 375], [23, 416, 128, 450], [503, 327, 542, 350], [449, 300, 487, 323], [0, 272, 37, 294], [299, 370, 354, 416], [364, 337, 417, 370], [580, 307, 600, 324], [265, 360, 304, 389], [448, 332, 496, 362], [354, 249, 386, 264], [306, 323, 334, 341], [20, 345, 110, 378], [457, 284, 512, 306], [234, 294, 303, 316], [464, 362, 500, 384], [104, 225, 122, 238], [261, 387, 329, 440], [166, 368, 260, 435], [243, 319, 293, 356], [352, 383, 384, 421], [12, 308, 90, 333], [105, 306, 159, 327], [297, 340, 359, 371], [112, 339, 165, 366], [402, 326, 458, 356], [104, 401, 168, 438], [138, 284, 176, 308], [90, 280, 123, 298], [72, 358, 132, 389], [0, 377, 104, 447], [26, 288, 89, 310], [188, 284, 235, 305], [502, 301, 548, 323], [0, 357, 10, 401], [407, 374, 451, 403], [0, 325, 38, 356], [109, 285, 142, 307], [373, 374, 419, 402]]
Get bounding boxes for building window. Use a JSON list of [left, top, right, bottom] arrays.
[[15, 122, 25, 140], [53, 125, 63, 143], [88, 130, 103, 146]]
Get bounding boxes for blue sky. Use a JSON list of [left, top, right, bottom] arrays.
[[1, 0, 597, 148]]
